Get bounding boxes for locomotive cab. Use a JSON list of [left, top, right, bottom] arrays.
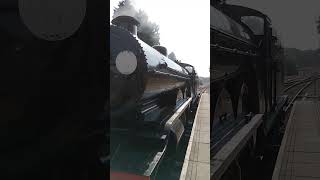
[[218, 4, 273, 58]]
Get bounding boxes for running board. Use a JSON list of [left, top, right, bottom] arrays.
[[165, 97, 192, 145], [212, 114, 263, 180]]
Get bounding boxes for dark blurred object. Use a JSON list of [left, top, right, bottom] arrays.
[[0, 1, 106, 179], [211, 0, 226, 6]]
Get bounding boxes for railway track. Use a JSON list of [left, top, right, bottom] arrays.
[[271, 71, 320, 180], [283, 73, 320, 112], [198, 84, 209, 94], [284, 76, 304, 86], [283, 81, 313, 112], [278, 73, 320, 135]]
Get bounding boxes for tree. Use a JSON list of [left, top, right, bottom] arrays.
[[135, 10, 160, 46], [113, 0, 160, 46], [112, 0, 136, 19], [284, 58, 298, 75]]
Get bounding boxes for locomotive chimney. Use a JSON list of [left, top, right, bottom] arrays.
[[111, 15, 140, 36]]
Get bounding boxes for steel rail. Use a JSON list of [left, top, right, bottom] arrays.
[[283, 81, 313, 112], [283, 74, 320, 92]]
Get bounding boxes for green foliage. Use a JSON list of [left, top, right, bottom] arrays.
[[284, 58, 298, 75], [113, 0, 160, 46], [283, 17, 320, 73], [198, 77, 210, 86], [282, 47, 320, 75], [135, 10, 160, 46], [284, 48, 320, 67]]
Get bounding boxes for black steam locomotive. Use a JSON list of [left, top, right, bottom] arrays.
[[211, 2, 285, 179], [211, 3, 284, 134], [110, 16, 199, 179]]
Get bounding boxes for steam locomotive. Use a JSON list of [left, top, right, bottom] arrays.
[[211, 2, 285, 179], [110, 16, 200, 179], [211, 3, 284, 135]]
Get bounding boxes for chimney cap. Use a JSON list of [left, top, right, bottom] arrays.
[[111, 15, 140, 26]]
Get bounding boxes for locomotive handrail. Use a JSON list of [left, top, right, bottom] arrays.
[[212, 114, 264, 180], [149, 70, 190, 80], [221, 4, 268, 22], [211, 44, 258, 56], [211, 70, 241, 83], [211, 27, 257, 48], [165, 97, 192, 131]]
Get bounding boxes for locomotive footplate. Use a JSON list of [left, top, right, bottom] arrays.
[[110, 131, 167, 179], [110, 97, 192, 179]]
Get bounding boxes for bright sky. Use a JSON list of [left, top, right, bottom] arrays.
[[227, 0, 320, 50], [110, 0, 210, 77]]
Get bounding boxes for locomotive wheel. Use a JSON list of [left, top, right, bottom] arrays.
[[213, 88, 234, 126], [259, 92, 266, 113], [183, 87, 188, 99], [176, 89, 184, 102], [258, 81, 267, 114], [237, 83, 249, 118]]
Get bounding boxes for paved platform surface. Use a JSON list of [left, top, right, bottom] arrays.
[[179, 92, 210, 180], [273, 100, 320, 180]]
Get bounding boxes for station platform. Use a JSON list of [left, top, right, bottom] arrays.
[[273, 100, 320, 180], [179, 92, 210, 180]]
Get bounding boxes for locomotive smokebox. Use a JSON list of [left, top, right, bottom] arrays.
[[111, 15, 140, 36]]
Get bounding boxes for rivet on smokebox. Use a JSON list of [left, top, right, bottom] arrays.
[[19, 0, 86, 41]]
